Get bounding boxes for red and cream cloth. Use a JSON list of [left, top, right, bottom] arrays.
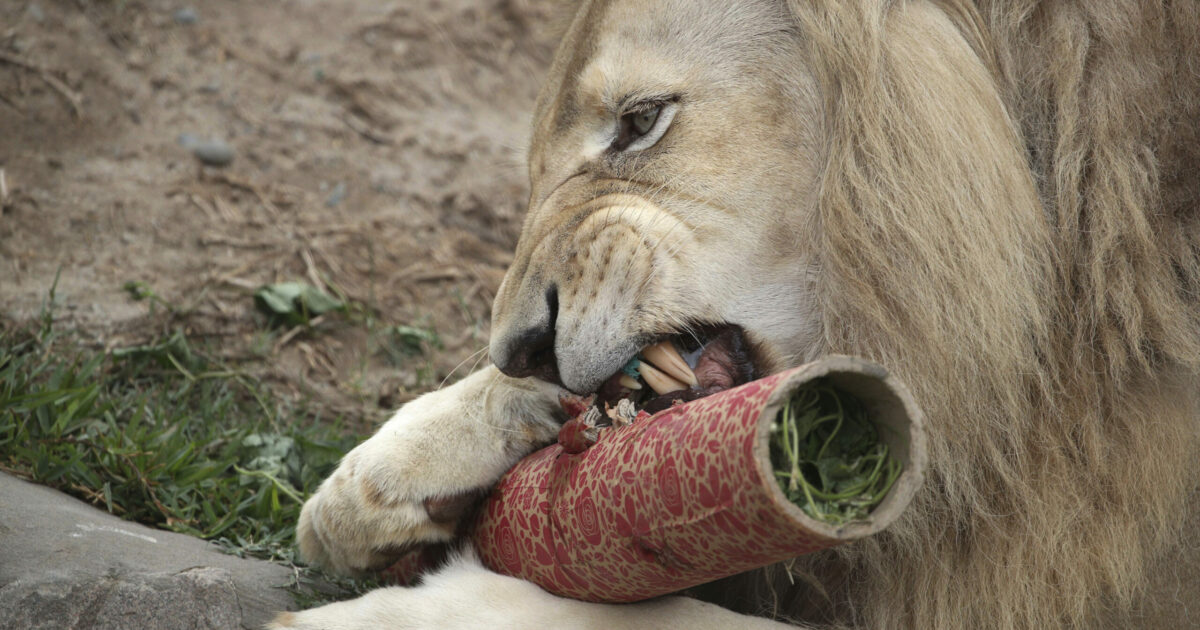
[[386, 358, 925, 603]]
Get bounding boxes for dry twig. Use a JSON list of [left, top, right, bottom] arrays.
[[205, 172, 282, 217], [341, 112, 394, 145], [300, 248, 326, 292], [0, 50, 83, 118], [0, 89, 21, 113], [187, 193, 219, 222], [273, 316, 324, 354], [221, 277, 261, 292]]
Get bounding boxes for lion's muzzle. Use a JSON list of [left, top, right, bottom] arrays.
[[491, 196, 691, 394]]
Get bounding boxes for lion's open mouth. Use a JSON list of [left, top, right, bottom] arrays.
[[587, 324, 756, 418]]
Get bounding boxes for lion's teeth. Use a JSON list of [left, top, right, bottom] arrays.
[[640, 361, 688, 395], [642, 342, 698, 387], [619, 374, 643, 390]]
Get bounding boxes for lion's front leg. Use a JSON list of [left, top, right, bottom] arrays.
[[269, 552, 802, 630], [297, 366, 563, 575]]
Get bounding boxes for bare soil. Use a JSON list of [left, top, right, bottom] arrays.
[[0, 0, 561, 424]]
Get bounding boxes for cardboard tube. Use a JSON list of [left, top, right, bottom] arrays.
[[463, 355, 926, 602]]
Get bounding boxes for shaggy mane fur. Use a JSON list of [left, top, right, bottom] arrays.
[[695, 2, 1200, 628]]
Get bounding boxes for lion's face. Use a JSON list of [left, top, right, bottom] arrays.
[[490, 0, 823, 396]]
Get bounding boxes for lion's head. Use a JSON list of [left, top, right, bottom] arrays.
[[489, 1, 824, 397], [489, 0, 1046, 410], [489, 1, 1200, 628]]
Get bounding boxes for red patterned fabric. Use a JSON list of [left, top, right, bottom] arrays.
[[382, 359, 924, 603], [473, 368, 841, 602]]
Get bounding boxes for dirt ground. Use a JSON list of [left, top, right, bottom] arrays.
[[0, 0, 562, 424]]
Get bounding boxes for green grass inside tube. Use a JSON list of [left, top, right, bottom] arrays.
[[769, 380, 902, 525]]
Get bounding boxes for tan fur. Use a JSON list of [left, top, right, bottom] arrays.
[[499, 0, 1200, 628], [287, 2, 1200, 629], [715, 2, 1200, 628]]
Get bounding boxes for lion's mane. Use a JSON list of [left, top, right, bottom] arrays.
[[699, 2, 1200, 628]]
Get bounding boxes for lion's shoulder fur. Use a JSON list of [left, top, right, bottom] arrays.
[[694, 2, 1200, 628]]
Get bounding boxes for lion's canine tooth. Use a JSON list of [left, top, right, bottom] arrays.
[[640, 361, 687, 395], [619, 374, 643, 390], [642, 341, 699, 387]]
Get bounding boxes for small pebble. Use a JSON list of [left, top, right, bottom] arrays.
[[190, 140, 235, 167], [123, 101, 142, 124], [173, 7, 199, 25], [26, 4, 45, 23], [325, 182, 347, 208]]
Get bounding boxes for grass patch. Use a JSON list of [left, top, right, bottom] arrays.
[[0, 291, 378, 603], [770, 380, 902, 525]]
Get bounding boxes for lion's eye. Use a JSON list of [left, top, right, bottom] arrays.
[[611, 100, 677, 153], [631, 108, 660, 136]]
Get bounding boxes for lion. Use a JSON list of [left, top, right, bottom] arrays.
[[271, 1, 1200, 629]]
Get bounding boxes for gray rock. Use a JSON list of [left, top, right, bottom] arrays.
[[189, 140, 236, 167], [1, 568, 242, 630], [0, 473, 299, 630], [174, 7, 199, 25], [324, 182, 347, 208]]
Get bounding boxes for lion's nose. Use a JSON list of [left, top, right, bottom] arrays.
[[491, 285, 562, 384]]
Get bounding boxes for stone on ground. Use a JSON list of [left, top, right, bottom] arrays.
[[0, 473, 298, 630]]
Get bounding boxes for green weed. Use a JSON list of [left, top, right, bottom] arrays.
[[255, 282, 346, 327], [770, 380, 902, 525], [0, 320, 354, 549], [0, 293, 376, 602]]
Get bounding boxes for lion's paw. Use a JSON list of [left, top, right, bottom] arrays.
[[297, 460, 488, 575], [294, 368, 562, 577]]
